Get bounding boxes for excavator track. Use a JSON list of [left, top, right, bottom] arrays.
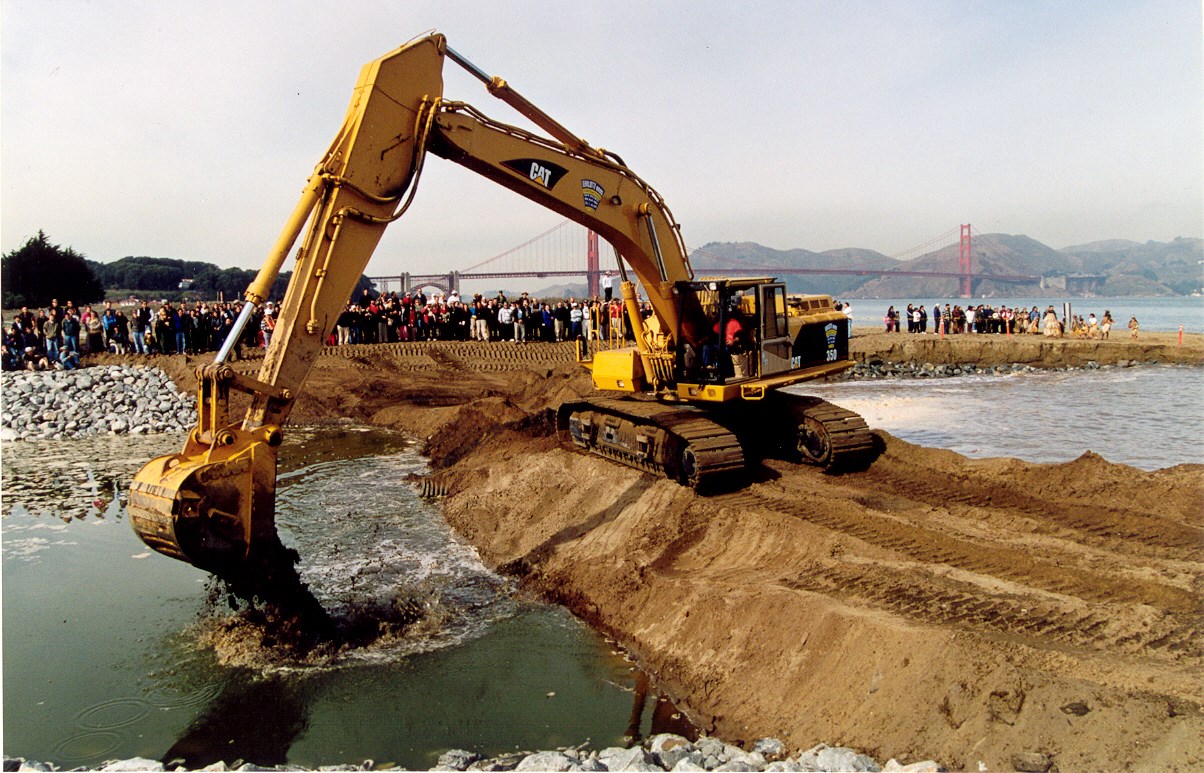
[[557, 398, 746, 491], [557, 394, 878, 490], [780, 394, 877, 473]]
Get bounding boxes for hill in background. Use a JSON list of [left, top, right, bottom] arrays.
[[88, 238, 1200, 303], [687, 235, 1202, 298]]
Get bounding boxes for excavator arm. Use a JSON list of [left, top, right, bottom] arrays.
[[129, 33, 700, 573]]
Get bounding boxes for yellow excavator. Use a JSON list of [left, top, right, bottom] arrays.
[[128, 33, 874, 575]]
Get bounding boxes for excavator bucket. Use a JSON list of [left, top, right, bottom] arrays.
[[128, 363, 287, 574], [130, 428, 335, 637], [128, 437, 280, 572]]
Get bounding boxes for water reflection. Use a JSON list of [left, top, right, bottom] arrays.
[[625, 670, 699, 745], [162, 673, 310, 769]]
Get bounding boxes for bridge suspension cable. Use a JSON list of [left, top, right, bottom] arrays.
[[888, 226, 962, 261], [459, 219, 576, 272]]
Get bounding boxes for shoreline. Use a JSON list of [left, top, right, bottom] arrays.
[[849, 328, 1204, 369]]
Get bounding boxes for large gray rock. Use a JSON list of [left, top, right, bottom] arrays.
[[437, 750, 484, 771], [694, 738, 728, 760], [599, 746, 660, 772], [797, 745, 880, 772], [752, 739, 787, 762], [655, 747, 700, 770], [648, 734, 693, 754], [100, 759, 167, 772], [514, 752, 577, 772]]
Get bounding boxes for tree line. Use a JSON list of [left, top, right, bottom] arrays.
[[3, 231, 373, 308]]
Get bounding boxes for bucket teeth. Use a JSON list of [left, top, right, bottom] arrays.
[[128, 480, 188, 561], [127, 444, 278, 573]]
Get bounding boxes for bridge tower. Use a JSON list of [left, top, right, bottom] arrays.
[[959, 224, 973, 298], [587, 230, 601, 297]]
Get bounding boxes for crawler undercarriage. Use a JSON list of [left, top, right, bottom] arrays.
[[557, 393, 876, 491]]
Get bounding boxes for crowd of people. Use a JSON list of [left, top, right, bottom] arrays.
[[2, 298, 272, 371], [332, 288, 636, 345], [6, 289, 1147, 373], [883, 303, 1128, 339], [3, 289, 641, 372]]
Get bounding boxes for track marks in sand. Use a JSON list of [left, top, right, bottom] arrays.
[[741, 487, 1197, 613], [777, 560, 1200, 658], [863, 465, 1204, 561], [708, 486, 1201, 659]]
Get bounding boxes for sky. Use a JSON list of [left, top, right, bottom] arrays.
[[1, 0, 1201, 277]]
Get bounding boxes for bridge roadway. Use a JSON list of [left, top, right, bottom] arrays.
[[369, 266, 1041, 294]]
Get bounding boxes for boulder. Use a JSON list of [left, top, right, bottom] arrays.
[[648, 735, 693, 754], [514, 752, 577, 772], [437, 750, 484, 771], [797, 745, 880, 772], [752, 740, 787, 762], [599, 746, 659, 772], [655, 747, 699, 770]]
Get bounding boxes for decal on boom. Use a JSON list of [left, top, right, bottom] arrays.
[[581, 179, 604, 210], [501, 158, 569, 190]]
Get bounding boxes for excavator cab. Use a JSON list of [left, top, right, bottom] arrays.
[[673, 278, 837, 387], [675, 280, 761, 384]]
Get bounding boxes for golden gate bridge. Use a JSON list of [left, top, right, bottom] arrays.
[[370, 222, 1040, 298]]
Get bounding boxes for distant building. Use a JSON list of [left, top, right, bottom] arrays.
[[178, 278, 194, 290], [1041, 274, 1105, 294]]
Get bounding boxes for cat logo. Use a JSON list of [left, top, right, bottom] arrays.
[[501, 158, 568, 190], [530, 163, 552, 187]]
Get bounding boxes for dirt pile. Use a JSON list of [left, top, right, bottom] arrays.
[[136, 338, 1202, 770]]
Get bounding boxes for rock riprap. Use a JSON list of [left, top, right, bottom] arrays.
[[3, 736, 947, 771], [1, 365, 195, 441]]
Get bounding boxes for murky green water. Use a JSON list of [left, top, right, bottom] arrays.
[[2, 428, 685, 770]]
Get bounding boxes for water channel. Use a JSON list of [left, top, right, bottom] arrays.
[[2, 429, 687, 770]]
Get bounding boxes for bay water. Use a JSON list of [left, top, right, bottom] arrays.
[[790, 364, 1203, 470]]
